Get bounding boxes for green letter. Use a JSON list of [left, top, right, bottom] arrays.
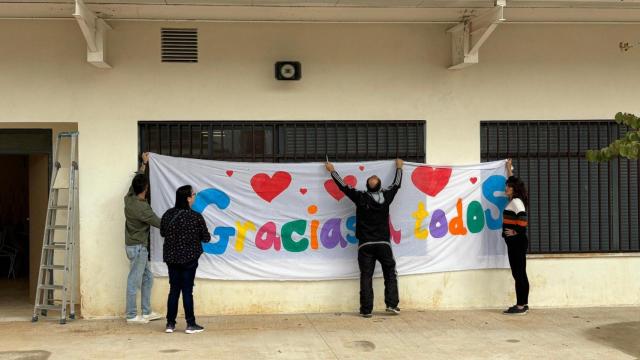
[[281, 220, 309, 252]]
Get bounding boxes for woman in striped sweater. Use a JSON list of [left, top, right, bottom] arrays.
[[503, 159, 530, 315]]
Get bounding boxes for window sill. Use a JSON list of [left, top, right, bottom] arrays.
[[528, 252, 640, 259]]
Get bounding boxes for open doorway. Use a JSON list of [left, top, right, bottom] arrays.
[[0, 127, 58, 321], [0, 155, 31, 318], [0, 125, 79, 321]]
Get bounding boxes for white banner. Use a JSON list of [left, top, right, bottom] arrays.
[[149, 154, 510, 280]]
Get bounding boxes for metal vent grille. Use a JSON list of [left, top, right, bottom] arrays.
[[161, 28, 198, 63]]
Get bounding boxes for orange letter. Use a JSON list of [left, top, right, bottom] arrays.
[[310, 220, 320, 250], [449, 199, 468, 236]]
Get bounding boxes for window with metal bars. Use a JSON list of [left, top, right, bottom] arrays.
[[139, 121, 426, 163], [481, 121, 640, 254]]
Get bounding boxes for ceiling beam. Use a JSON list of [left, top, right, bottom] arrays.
[[1, 2, 640, 22], [73, 0, 111, 68], [448, 1, 505, 69]]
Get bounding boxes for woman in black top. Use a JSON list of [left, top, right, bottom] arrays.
[[160, 185, 211, 334], [502, 159, 530, 315]]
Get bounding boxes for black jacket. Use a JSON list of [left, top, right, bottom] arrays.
[[330, 168, 402, 246], [160, 208, 211, 264]]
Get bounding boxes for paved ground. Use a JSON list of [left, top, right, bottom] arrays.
[[0, 279, 32, 322], [0, 307, 638, 360]]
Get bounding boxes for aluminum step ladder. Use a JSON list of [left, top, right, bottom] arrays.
[[32, 131, 79, 324]]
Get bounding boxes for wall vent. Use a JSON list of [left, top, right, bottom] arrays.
[[161, 28, 198, 63]]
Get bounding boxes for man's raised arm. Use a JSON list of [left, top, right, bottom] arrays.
[[325, 162, 361, 203], [383, 159, 403, 204]]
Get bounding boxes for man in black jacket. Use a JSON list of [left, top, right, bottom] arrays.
[[325, 159, 403, 318]]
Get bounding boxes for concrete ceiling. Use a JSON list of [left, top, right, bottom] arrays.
[[1, 0, 640, 6], [1, 0, 639, 22]]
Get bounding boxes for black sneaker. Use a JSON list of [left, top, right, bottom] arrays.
[[385, 306, 400, 315], [165, 324, 175, 333], [360, 312, 373, 318], [503, 305, 528, 315], [185, 324, 205, 334]]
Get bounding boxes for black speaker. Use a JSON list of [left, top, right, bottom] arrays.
[[275, 61, 302, 81]]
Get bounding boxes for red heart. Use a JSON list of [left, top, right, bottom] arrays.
[[226, 170, 234, 177], [300, 188, 308, 195], [250, 172, 292, 203], [470, 177, 478, 184], [324, 175, 357, 201], [411, 166, 452, 197], [359, 166, 365, 171]]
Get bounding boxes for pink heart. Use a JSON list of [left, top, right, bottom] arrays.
[[359, 166, 365, 171], [250, 172, 292, 203], [226, 170, 234, 177], [470, 177, 478, 184]]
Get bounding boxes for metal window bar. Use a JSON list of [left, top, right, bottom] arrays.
[[480, 120, 640, 254], [140, 121, 426, 164]]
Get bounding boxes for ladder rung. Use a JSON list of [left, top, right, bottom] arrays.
[[41, 265, 65, 271], [43, 245, 66, 250], [35, 304, 63, 311], [49, 206, 69, 210], [39, 299, 64, 304], [47, 225, 68, 230], [39, 285, 64, 290]]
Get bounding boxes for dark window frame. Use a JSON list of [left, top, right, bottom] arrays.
[[481, 120, 640, 254], [139, 120, 426, 163]]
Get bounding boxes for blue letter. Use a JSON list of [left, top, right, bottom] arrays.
[[192, 188, 232, 254], [192, 188, 231, 213], [346, 216, 358, 244], [482, 175, 508, 230], [202, 227, 236, 255]]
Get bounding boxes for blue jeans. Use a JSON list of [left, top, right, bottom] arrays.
[[125, 245, 153, 319]]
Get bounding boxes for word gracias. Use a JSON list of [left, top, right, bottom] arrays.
[[192, 175, 507, 255]]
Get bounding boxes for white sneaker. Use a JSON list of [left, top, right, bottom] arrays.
[[143, 312, 163, 321], [126, 315, 149, 324]]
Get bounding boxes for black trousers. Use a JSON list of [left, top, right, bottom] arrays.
[[506, 238, 529, 306], [166, 259, 198, 326], [357, 243, 399, 314]]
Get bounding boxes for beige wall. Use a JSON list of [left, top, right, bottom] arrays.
[[0, 20, 639, 317]]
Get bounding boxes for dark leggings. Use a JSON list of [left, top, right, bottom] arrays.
[[506, 238, 529, 306], [357, 243, 399, 314], [166, 259, 198, 326]]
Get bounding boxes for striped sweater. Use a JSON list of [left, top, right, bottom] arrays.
[[502, 198, 528, 240]]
